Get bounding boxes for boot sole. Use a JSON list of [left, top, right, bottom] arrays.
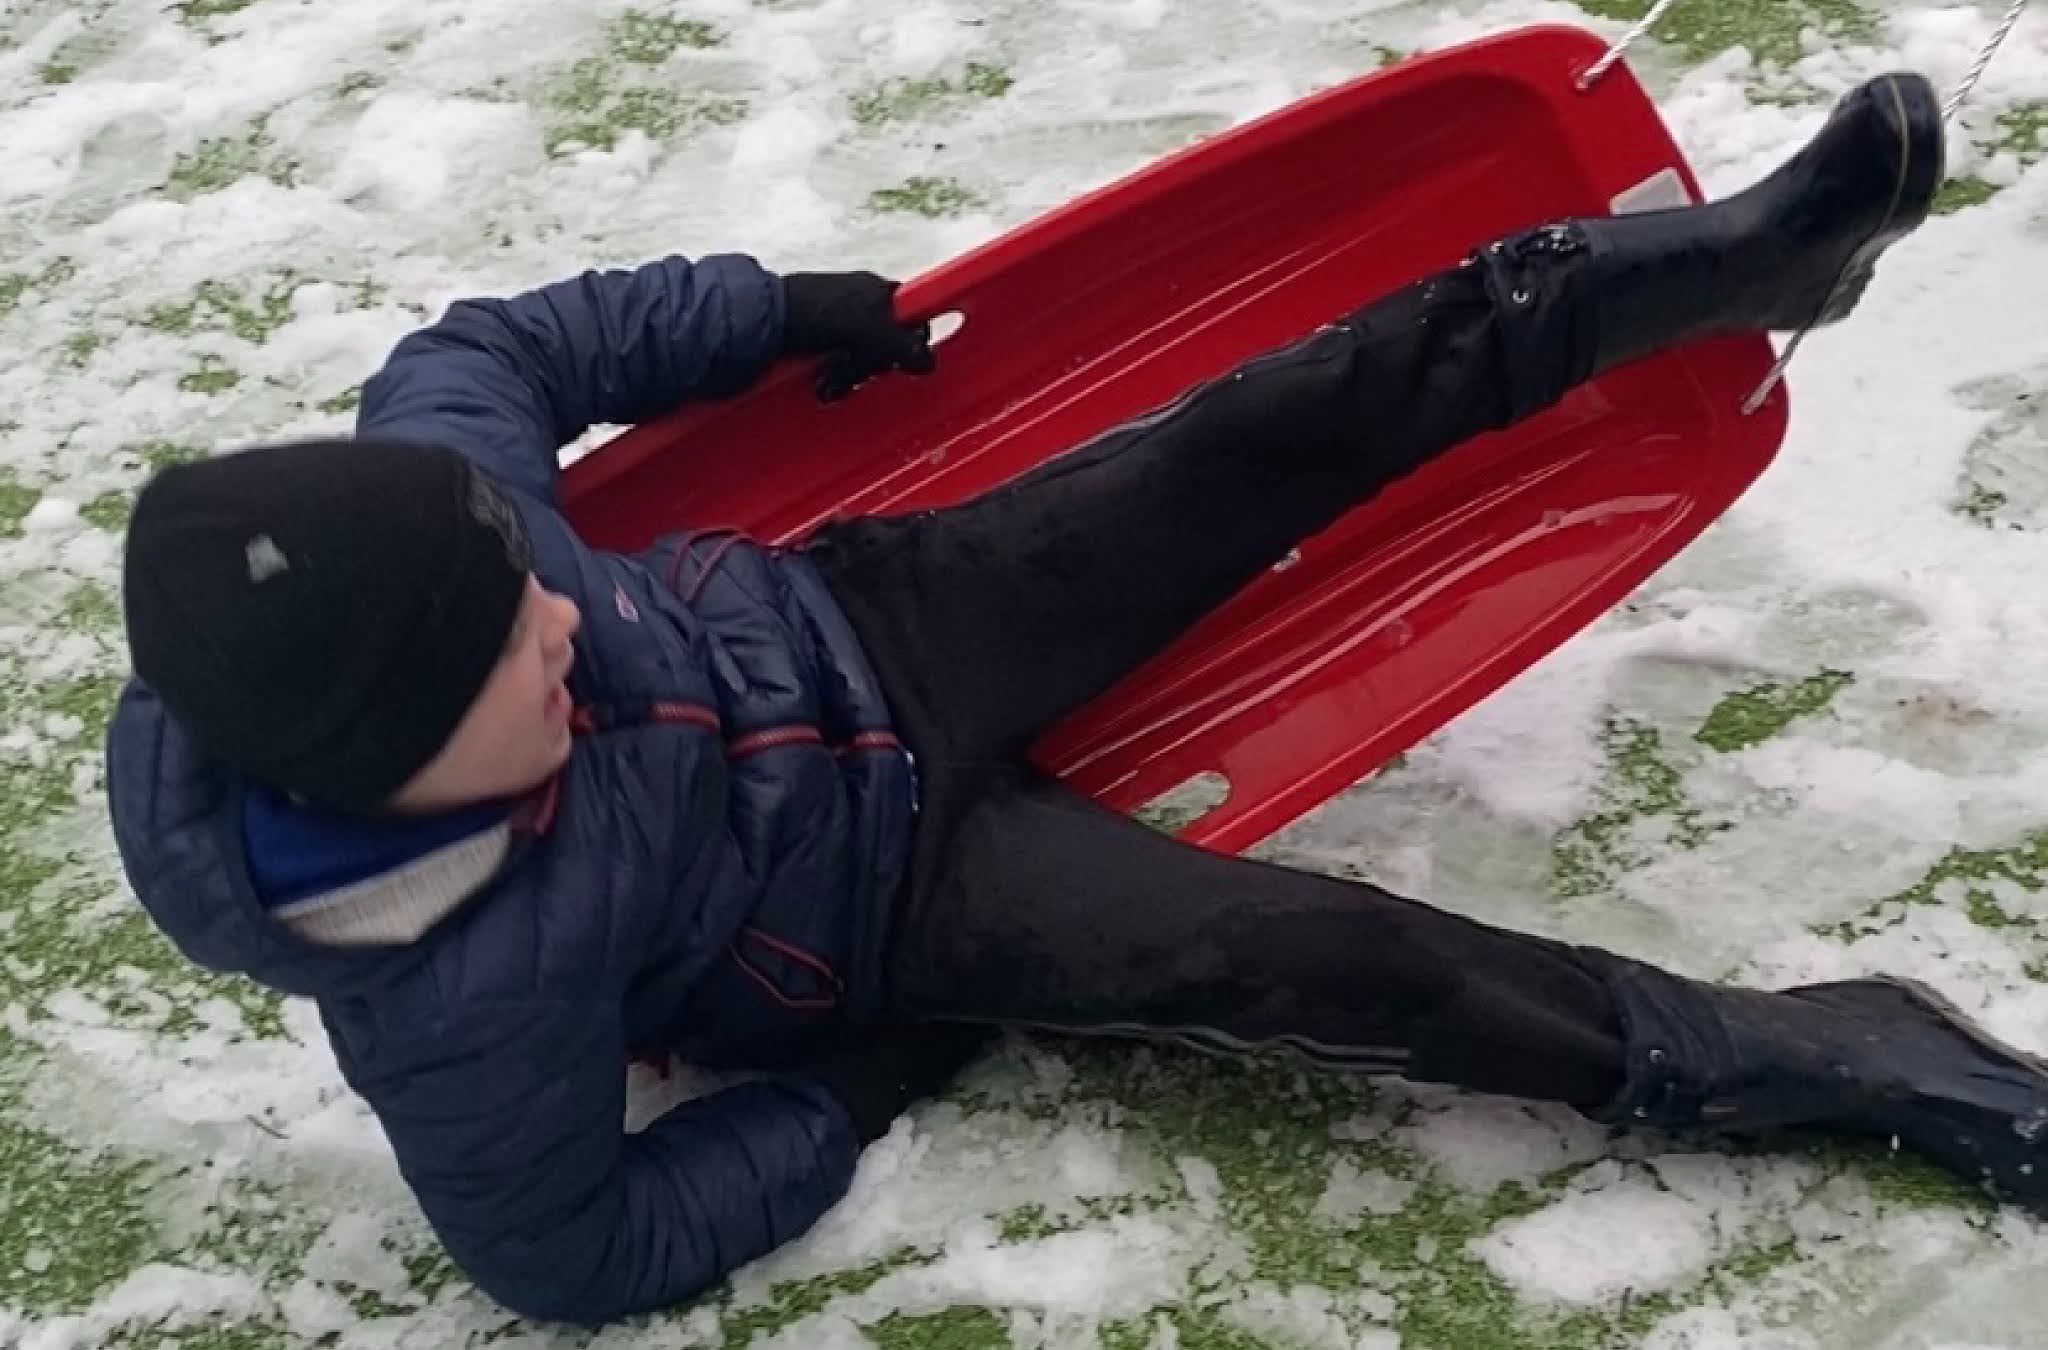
[[1816, 73, 1946, 325]]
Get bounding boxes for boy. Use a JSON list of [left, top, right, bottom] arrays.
[[109, 70, 2048, 1328]]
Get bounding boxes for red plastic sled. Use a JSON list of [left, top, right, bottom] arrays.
[[561, 25, 1789, 854]]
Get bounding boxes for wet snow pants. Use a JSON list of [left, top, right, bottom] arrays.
[[807, 244, 1627, 1108]]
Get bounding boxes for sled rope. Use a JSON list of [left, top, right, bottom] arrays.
[[1946, 0, 2033, 118], [1739, 0, 2033, 413], [1575, 0, 1681, 90]]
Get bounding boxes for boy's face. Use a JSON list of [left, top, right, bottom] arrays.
[[393, 575, 582, 813]]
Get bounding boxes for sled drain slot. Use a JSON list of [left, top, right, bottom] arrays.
[[1610, 166, 1693, 215], [1136, 771, 1231, 834]]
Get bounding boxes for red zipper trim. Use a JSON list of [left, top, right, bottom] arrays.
[[580, 703, 900, 760], [836, 729, 903, 756], [727, 725, 825, 759], [728, 923, 844, 1011], [681, 535, 746, 606], [742, 925, 845, 990], [663, 527, 748, 605], [730, 949, 838, 1011], [650, 701, 722, 731]]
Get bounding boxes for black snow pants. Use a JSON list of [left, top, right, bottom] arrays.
[[807, 245, 1628, 1109]]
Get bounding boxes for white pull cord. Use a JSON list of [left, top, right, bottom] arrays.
[[1948, 0, 2033, 119], [1575, 0, 1683, 90]]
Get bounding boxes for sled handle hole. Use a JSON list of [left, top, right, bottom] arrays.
[[925, 309, 967, 346]]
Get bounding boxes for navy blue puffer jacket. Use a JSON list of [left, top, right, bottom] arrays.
[[103, 254, 917, 1324]]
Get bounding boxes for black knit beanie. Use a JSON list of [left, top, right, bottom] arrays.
[[121, 438, 532, 815]]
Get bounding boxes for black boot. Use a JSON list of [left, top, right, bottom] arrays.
[[1580, 950, 2048, 1213], [1475, 70, 1944, 398]]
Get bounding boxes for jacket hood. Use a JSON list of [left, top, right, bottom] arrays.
[[104, 678, 451, 999]]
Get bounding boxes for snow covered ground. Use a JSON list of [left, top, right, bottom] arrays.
[[6, 0, 2048, 1346]]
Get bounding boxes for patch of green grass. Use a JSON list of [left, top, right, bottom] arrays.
[[46, 670, 123, 732], [1063, 1054, 1345, 1216], [0, 1105, 163, 1311], [1695, 669, 1853, 752], [993, 1202, 1059, 1243], [545, 56, 748, 154], [151, 293, 210, 335], [59, 580, 120, 627], [1807, 1136, 1993, 1213], [399, 1243, 464, 1298], [173, 0, 254, 21], [146, 275, 316, 346], [1967, 889, 2029, 929], [867, 176, 987, 217], [961, 62, 1016, 98], [0, 727, 83, 843], [80, 492, 130, 534], [716, 1255, 927, 1344], [0, 258, 77, 317], [0, 1044, 305, 1326], [100, 1320, 295, 1350], [1934, 102, 2048, 215], [129, 440, 205, 472], [316, 386, 361, 416], [619, 86, 741, 140], [1053, 1044, 1746, 1350], [609, 9, 723, 63], [850, 74, 956, 127], [1860, 1152, 1991, 1211], [986, 1191, 1143, 1247], [178, 356, 241, 395], [336, 1280, 422, 1320], [37, 20, 123, 84], [0, 844, 64, 926], [850, 61, 1015, 127], [1718, 1235, 1801, 1287], [1956, 481, 2012, 526], [869, 1306, 1011, 1350], [1102, 1309, 1273, 1350], [1882, 831, 2048, 912], [1950, 369, 2048, 528], [1935, 175, 2001, 216], [3, 871, 288, 1042], [182, 1177, 325, 1283], [337, 70, 381, 98], [1575, 0, 1876, 69], [1992, 100, 2048, 154], [61, 331, 101, 370], [0, 470, 40, 538], [1821, 827, 2048, 945], [1552, 716, 1727, 898], [165, 122, 299, 201]]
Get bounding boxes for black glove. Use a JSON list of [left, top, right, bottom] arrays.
[[780, 270, 937, 403], [801, 1021, 991, 1142]]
